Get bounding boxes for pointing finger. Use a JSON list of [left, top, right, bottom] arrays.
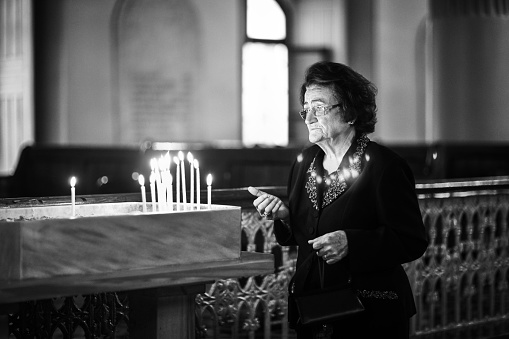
[[248, 186, 264, 197]]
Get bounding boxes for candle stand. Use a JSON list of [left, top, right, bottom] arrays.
[[0, 202, 274, 338]]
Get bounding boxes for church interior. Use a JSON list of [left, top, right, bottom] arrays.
[[1, 0, 509, 338]]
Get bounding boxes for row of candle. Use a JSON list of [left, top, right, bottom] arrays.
[[146, 151, 212, 212], [68, 151, 213, 217]]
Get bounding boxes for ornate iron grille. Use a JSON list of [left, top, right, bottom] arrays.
[[413, 194, 509, 337], [6, 188, 509, 338], [8, 293, 129, 338]]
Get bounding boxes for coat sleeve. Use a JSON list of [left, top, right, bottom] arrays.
[[273, 219, 296, 246], [273, 158, 299, 247], [344, 158, 428, 273]]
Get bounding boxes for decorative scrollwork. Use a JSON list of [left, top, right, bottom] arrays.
[[414, 194, 509, 335], [9, 293, 129, 339], [8, 192, 509, 338]]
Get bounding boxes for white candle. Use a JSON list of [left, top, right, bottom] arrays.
[[194, 159, 200, 209], [174, 156, 181, 210], [138, 174, 147, 213], [164, 152, 172, 210], [149, 172, 156, 212], [151, 158, 160, 212], [150, 158, 158, 176], [187, 152, 194, 208], [70, 176, 77, 217], [206, 173, 212, 209], [168, 173, 173, 211], [157, 157, 167, 211], [179, 151, 187, 208]]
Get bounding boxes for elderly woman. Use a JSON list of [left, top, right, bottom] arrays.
[[248, 61, 428, 338]]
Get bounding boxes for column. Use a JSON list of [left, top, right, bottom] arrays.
[[430, 0, 509, 142]]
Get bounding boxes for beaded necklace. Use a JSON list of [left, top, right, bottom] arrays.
[[305, 134, 369, 209]]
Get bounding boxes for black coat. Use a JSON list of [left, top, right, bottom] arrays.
[[274, 136, 428, 332]]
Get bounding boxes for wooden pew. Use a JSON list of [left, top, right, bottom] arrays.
[[4, 142, 509, 200]]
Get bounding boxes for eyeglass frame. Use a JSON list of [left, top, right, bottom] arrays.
[[298, 104, 341, 120]]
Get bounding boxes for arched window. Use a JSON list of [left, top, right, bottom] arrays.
[[242, 0, 288, 147]]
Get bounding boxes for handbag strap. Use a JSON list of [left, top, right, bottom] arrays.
[[318, 257, 352, 290], [318, 258, 325, 289]]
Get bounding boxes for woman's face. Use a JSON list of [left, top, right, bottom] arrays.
[[303, 84, 351, 145]]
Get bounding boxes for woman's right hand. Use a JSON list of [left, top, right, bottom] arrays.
[[247, 186, 290, 221]]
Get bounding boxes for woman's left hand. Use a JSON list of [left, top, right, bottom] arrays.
[[247, 186, 290, 221], [308, 230, 348, 264]]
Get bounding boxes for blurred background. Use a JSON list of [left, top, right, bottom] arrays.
[[2, 0, 509, 197], [2, 2, 509, 338]]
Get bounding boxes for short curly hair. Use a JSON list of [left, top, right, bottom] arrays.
[[299, 61, 378, 134]]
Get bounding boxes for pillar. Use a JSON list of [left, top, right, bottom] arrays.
[[430, 0, 509, 142]]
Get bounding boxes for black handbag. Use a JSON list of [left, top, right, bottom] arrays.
[[293, 257, 365, 326]]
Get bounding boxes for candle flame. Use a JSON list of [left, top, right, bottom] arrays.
[[158, 157, 165, 171], [193, 159, 199, 168], [206, 173, 213, 186], [138, 174, 145, 186], [187, 152, 194, 163], [150, 158, 157, 171], [164, 151, 171, 169], [70, 176, 77, 187], [178, 151, 184, 161], [173, 156, 180, 165]]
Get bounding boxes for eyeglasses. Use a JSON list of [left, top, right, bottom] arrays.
[[299, 104, 340, 120]]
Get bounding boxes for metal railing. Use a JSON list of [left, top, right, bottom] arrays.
[[4, 177, 509, 338], [195, 179, 509, 338]]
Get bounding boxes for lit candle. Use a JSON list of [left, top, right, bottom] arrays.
[[158, 157, 167, 211], [70, 176, 77, 217], [187, 152, 194, 209], [164, 152, 172, 210], [149, 172, 156, 212], [194, 159, 200, 209], [168, 173, 173, 211], [207, 173, 212, 209], [151, 158, 161, 212], [179, 151, 187, 208], [174, 156, 181, 210], [138, 174, 147, 213]]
